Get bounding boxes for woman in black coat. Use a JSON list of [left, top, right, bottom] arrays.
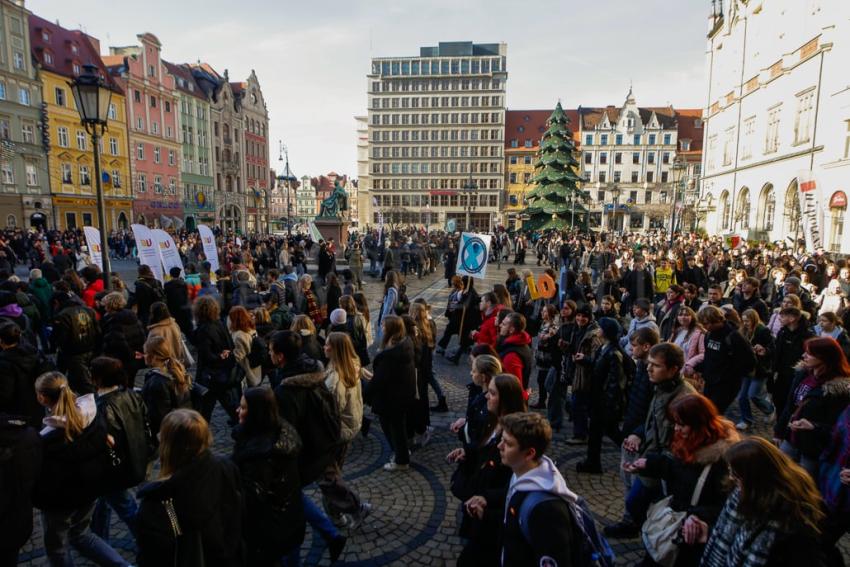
[[100, 292, 146, 382], [192, 295, 238, 422], [231, 387, 304, 566], [136, 409, 244, 567], [370, 316, 417, 471]]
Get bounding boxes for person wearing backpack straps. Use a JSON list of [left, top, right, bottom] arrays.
[[499, 412, 615, 567], [622, 394, 739, 566], [130, 264, 165, 327]]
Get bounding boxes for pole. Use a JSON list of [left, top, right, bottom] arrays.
[[91, 129, 112, 290], [286, 154, 292, 237], [457, 275, 472, 343]]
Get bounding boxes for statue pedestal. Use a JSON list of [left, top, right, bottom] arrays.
[[313, 218, 349, 257]]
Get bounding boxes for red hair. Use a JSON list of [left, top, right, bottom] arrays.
[[669, 394, 733, 463], [805, 337, 850, 379], [228, 306, 255, 333]]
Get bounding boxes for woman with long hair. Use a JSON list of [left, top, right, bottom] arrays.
[[454, 373, 527, 567], [228, 306, 262, 387], [531, 304, 559, 409], [296, 274, 324, 327], [325, 272, 342, 322], [447, 276, 481, 365], [141, 334, 192, 438], [736, 309, 777, 431], [437, 275, 466, 355], [33, 371, 129, 567], [492, 283, 513, 310], [339, 295, 370, 366], [624, 394, 740, 566], [136, 410, 244, 567], [411, 300, 446, 413], [192, 295, 238, 423], [322, 332, 370, 527], [231, 387, 305, 566], [146, 301, 187, 367], [700, 437, 828, 566], [99, 291, 147, 380], [774, 336, 850, 478], [370, 315, 417, 471], [447, 354, 502, 457], [352, 291, 373, 346], [291, 314, 325, 363], [376, 270, 400, 344]]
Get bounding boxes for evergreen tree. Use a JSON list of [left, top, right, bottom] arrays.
[[523, 102, 587, 231]]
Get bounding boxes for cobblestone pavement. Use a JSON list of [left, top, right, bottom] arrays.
[[15, 259, 850, 566]]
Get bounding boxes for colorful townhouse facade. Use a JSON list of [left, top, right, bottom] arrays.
[[105, 33, 182, 228], [235, 71, 269, 233], [28, 14, 132, 230]]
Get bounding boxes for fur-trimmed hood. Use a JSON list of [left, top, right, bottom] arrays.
[[821, 376, 850, 398], [693, 423, 741, 465], [281, 370, 326, 389]]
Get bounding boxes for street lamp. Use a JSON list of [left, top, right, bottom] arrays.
[[278, 141, 297, 236], [610, 183, 621, 233], [670, 155, 688, 246], [463, 172, 478, 232], [70, 63, 112, 291]]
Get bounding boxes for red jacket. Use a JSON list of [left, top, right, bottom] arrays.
[[499, 331, 533, 400], [82, 279, 104, 311], [475, 305, 505, 348]]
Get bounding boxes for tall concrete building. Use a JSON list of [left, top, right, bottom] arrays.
[[1, 0, 50, 229], [366, 41, 507, 231], [699, 0, 850, 252], [355, 115, 372, 227]]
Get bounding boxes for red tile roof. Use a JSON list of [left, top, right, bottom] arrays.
[[505, 109, 581, 149], [28, 13, 123, 93], [675, 108, 704, 153]]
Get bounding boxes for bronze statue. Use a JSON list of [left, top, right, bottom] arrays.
[[317, 180, 349, 219]]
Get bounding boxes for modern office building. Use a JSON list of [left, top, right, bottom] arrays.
[[366, 41, 507, 231]]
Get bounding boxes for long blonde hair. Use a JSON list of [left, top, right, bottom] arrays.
[[410, 303, 435, 348], [292, 314, 316, 335], [144, 335, 191, 395], [35, 372, 85, 441], [158, 409, 212, 478], [381, 315, 406, 349], [326, 332, 360, 388]]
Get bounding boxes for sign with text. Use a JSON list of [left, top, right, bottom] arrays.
[[455, 232, 491, 279], [152, 229, 184, 279], [131, 224, 164, 282], [82, 226, 103, 272], [797, 171, 823, 250], [197, 224, 220, 273]]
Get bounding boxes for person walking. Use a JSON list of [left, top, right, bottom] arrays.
[[192, 296, 238, 423]]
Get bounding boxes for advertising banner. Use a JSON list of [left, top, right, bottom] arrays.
[[197, 224, 220, 273], [797, 171, 824, 250], [152, 229, 184, 279], [82, 226, 103, 272], [131, 224, 163, 282], [455, 232, 492, 280]]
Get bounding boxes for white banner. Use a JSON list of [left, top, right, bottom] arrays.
[[152, 229, 184, 279], [455, 232, 492, 280], [197, 224, 220, 273], [131, 223, 164, 282], [82, 226, 103, 272], [797, 171, 824, 250]]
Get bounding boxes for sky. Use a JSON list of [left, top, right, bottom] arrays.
[[28, 0, 710, 180]]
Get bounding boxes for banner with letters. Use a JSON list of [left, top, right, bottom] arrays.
[[797, 171, 824, 250], [82, 226, 103, 272], [455, 232, 492, 280], [131, 224, 164, 282], [152, 229, 184, 279], [197, 224, 220, 273]]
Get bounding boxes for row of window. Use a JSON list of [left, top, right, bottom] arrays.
[[180, 99, 207, 120], [372, 145, 501, 158], [588, 170, 670, 184], [372, 162, 501, 175], [372, 95, 502, 109], [0, 81, 33, 106], [135, 173, 177, 195], [373, 193, 500, 208], [508, 156, 533, 165], [132, 116, 174, 139], [371, 128, 504, 143], [0, 118, 36, 144], [0, 162, 38, 186], [134, 144, 176, 166], [373, 57, 505, 77], [181, 156, 211, 176], [371, 178, 501, 190], [370, 78, 503, 93], [584, 132, 675, 146], [585, 150, 672, 165], [371, 112, 503, 127], [58, 163, 124, 189], [132, 89, 173, 113]]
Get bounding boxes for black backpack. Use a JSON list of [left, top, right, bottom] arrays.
[[247, 333, 268, 368]]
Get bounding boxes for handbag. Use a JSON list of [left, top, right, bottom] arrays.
[[182, 336, 195, 368], [641, 463, 712, 567]]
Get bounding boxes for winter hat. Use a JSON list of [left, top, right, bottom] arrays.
[[575, 303, 593, 318], [634, 298, 652, 312], [785, 276, 802, 287], [330, 308, 347, 326], [597, 317, 622, 343]]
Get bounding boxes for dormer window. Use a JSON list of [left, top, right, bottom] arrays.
[[42, 31, 50, 42], [44, 51, 54, 65], [70, 43, 78, 55], [148, 65, 155, 77], [680, 139, 692, 151], [72, 62, 81, 76]]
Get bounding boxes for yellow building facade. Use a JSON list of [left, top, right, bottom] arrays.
[[30, 18, 132, 230]]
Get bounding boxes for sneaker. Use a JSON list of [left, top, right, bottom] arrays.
[[331, 513, 351, 528], [347, 502, 372, 530], [383, 461, 410, 472], [420, 426, 434, 448], [735, 421, 750, 431], [603, 521, 639, 539]]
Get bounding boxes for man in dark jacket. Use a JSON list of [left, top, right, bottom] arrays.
[[619, 257, 654, 314], [773, 306, 815, 418], [163, 267, 192, 336], [695, 305, 756, 414], [677, 256, 708, 292], [732, 277, 770, 323], [131, 265, 164, 327], [0, 322, 53, 427], [499, 412, 576, 567], [51, 291, 100, 394], [0, 414, 43, 565]]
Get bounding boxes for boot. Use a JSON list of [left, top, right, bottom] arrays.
[[431, 396, 449, 413]]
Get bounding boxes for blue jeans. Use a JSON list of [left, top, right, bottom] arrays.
[[625, 477, 663, 526], [90, 490, 138, 543], [737, 376, 775, 424], [780, 440, 820, 479], [283, 492, 339, 565], [41, 501, 129, 567]]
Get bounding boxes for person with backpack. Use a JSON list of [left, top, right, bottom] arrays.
[[163, 267, 193, 337], [0, 412, 42, 566], [229, 306, 264, 388], [51, 290, 101, 395], [89, 357, 154, 544], [498, 412, 609, 567], [231, 269, 263, 311], [33, 371, 130, 567], [130, 264, 164, 327], [0, 321, 54, 427], [100, 292, 147, 383], [340, 295, 370, 366], [141, 335, 193, 439], [231, 387, 305, 566]]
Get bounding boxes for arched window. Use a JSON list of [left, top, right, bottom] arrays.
[[785, 180, 801, 237], [6, 214, 16, 228], [759, 183, 775, 231], [735, 187, 750, 230], [720, 190, 731, 231]]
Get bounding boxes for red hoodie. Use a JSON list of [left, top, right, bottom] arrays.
[[82, 279, 104, 312], [499, 331, 533, 400], [475, 304, 505, 348]]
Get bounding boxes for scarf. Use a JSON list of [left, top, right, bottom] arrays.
[[700, 488, 780, 567], [305, 289, 322, 326]]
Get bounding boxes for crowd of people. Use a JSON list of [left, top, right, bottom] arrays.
[[1, 223, 850, 567]]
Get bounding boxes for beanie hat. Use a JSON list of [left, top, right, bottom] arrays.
[[575, 303, 593, 318], [597, 317, 622, 343], [785, 276, 802, 287], [330, 308, 347, 326], [634, 298, 652, 311]]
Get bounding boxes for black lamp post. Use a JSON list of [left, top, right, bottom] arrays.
[[610, 183, 621, 233], [670, 155, 688, 246], [70, 63, 112, 290], [463, 172, 478, 232], [278, 141, 297, 236]]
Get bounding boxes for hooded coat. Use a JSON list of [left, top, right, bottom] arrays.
[[498, 331, 533, 391]]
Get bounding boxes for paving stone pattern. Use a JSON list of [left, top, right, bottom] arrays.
[[16, 261, 850, 566]]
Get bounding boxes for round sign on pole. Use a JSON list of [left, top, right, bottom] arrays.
[[459, 235, 488, 275]]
